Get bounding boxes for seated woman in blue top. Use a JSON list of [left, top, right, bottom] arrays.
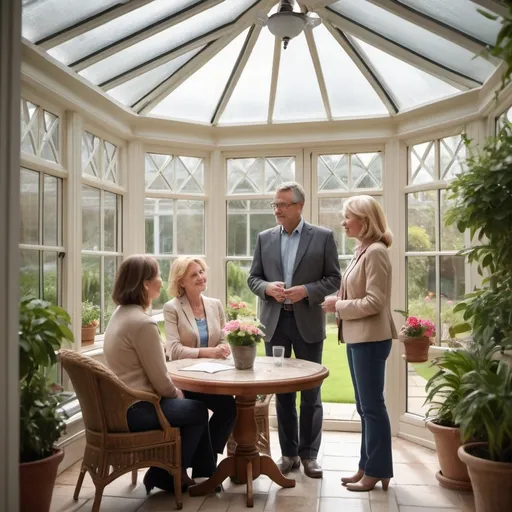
[[164, 257, 237, 467]]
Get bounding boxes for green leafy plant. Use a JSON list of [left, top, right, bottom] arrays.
[[424, 346, 498, 428], [20, 297, 74, 463], [445, 130, 512, 348], [453, 342, 512, 462], [81, 300, 100, 328]]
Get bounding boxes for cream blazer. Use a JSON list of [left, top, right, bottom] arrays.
[[164, 294, 226, 360], [336, 242, 397, 344]]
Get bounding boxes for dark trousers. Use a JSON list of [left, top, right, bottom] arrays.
[[265, 310, 323, 459], [127, 397, 216, 483], [183, 391, 237, 455], [347, 339, 393, 478]]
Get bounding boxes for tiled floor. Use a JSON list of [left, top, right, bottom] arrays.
[[52, 431, 475, 512]]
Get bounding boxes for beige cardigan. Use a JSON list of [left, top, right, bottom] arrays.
[[103, 305, 178, 398], [336, 242, 397, 344], [164, 294, 225, 361]]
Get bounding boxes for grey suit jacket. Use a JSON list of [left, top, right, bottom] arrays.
[[248, 222, 341, 343]]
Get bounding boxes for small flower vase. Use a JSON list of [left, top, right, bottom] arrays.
[[230, 344, 257, 370], [399, 334, 432, 363]]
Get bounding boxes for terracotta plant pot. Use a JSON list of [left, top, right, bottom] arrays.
[[81, 324, 97, 345], [458, 442, 512, 512], [426, 421, 471, 491], [399, 334, 431, 363], [20, 448, 64, 512], [231, 345, 257, 370]]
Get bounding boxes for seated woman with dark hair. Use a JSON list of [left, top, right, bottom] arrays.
[[103, 254, 216, 495]]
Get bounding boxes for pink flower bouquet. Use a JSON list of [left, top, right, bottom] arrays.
[[226, 297, 249, 320], [399, 316, 436, 340], [223, 319, 265, 347]]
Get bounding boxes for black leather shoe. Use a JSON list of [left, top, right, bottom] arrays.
[[301, 458, 323, 479], [276, 456, 300, 474]]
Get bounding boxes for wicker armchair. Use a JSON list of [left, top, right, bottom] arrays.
[[60, 349, 183, 511]]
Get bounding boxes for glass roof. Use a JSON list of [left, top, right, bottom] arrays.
[[22, 0, 503, 126]]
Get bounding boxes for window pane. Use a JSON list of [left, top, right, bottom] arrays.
[[42, 251, 58, 305], [145, 198, 173, 255], [407, 358, 436, 417], [407, 191, 436, 251], [153, 258, 174, 310], [331, 0, 496, 83], [227, 157, 296, 195], [220, 29, 274, 125], [20, 250, 40, 299], [48, 0, 201, 65], [318, 154, 349, 192], [176, 200, 204, 255], [249, 200, 275, 255], [352, 152, 382, 189], [20, 99, 38, 156], [80, 0, 256, 85], [354, 38, 459, 110], [103, 256, 119, 329], [318, 198, 356, 256], [440, 189, 463, 251], [150, 30, 248, 123], [440, 255, 466, 345], [409, 141, 436, 184], [314, 23, 388, 117], [82, 132, 100, 178], [43, 174, 59, 247], [82, 185, 101, 250], [41, 111, 60, 163], [227, 260, 257, 314], [82, 254, 101, 310], [145, 154, 205, 193], [20, 168, 40, 245], [104, 192, 120, 252], [274, 32, 326, 122], [407, 256, 436, 322], [108, 47, 204, 107], [440, 135, 466, 180], [397, 0, 501, 46], [103, 141, 118, 183], [227, 201, 248, 257]]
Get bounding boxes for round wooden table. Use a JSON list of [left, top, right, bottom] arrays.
[[166, 356, 329, 507]]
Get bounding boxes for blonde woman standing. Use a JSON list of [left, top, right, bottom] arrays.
[[322, 195, 397, 492], [164, 257, 237, 470]]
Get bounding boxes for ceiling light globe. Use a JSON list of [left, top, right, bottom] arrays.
[[267, 12, 307, 47]]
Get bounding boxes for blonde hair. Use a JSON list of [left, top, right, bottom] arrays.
[[168, 257, 208, 297], [343, 195, 393, 247]]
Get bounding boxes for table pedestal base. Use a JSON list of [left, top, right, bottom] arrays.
[[188, 395, 295, 507]]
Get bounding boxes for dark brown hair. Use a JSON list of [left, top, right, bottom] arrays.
[[112, 255, 159, 307]]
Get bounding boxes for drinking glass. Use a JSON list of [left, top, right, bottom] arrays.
[[272, 345, 285, 366]]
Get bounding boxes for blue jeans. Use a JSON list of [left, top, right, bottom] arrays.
[[347, 340, 393, 479], [127, 397, 216, 480]]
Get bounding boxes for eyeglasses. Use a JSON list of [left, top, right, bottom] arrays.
[[270, 201, 298, 210]]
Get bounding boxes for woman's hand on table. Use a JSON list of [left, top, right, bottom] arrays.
[[214, 344, 231, 359]]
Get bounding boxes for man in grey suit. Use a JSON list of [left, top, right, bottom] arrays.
[[248, 182, 341, 479]]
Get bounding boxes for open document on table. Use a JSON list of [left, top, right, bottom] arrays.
[[179, 361, 235, 374]]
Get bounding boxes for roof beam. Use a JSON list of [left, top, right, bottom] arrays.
[[366, 0, 498, 60], [211, 26, 262, 125], [101, 0, 277, 92], [71, 0, 224, 72], [37, 0, 153, 50], [305, 27, 332, 120], [323, 22, 398, 114], [135, 0, 279, 115], [267, 35, 281, 123], [470, 0, 510, 19], [300, 0, 338, 9], [320, 7, 481, 90]]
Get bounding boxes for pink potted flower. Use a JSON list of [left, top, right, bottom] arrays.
[[396, 310, 436, 363]]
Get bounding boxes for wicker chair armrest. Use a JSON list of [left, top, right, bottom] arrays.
[[125, 387, 176, 436]]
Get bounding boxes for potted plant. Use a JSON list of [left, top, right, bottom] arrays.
[[454, 342, 512, 511], [226, 296, 249, 321], [423, 348, 489, 491], [19, 297, 74, 512], [396, 310, 435, 363], [223, 318, 264, 370], [81, 300, 100, 345]]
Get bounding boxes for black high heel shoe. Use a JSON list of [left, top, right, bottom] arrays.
[[143, 467, 176, 495]]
